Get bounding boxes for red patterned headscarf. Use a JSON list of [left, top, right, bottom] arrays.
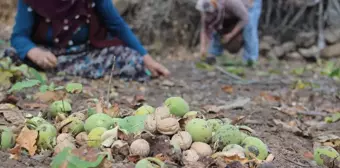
[[196, 0, 226, 36], [23, 0, 123, 48]]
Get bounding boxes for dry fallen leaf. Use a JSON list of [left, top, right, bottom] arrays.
[[273, 119, 303, 135], [1, 95, 19, 104], [131, 93, 145, 109], [0, 103, 25, 125], [212, 152, 250, 165], [16, 126, 38, 156], [96, 101, 103, 113], [9, 145, 21, 160], [323, 107, 340, 113], [272, 105, 300, 116], [103, 103, 120, 118], [21, 102, 49, 110], [127, 155, 140, 163], [71, 146, 103, 162], [222, 85, 233, 94], [100, 157, 114, 168], [315, 134, 340, 149], [260, 92, 281, 102], [287, 120, 297, 127], [143, 135, 181, 163], [154, 153, 170, 162], [265, 154, 275, 162], [231, 116, 246, 125], [202, 105, 220, 113], [303, 151, 313, 159], [34, 91, 66, 103]]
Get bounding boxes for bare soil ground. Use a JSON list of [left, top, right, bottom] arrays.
[[0, 1, 339, 166], [0, 49, 339, 167]]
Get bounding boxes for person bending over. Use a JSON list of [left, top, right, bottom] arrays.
[[196, 0, 262, 67]]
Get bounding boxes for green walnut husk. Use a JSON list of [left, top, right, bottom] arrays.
[[84, 113, 114, 133], [207, 119, 223, 132], [65, 83, 83, 93], [212, 124, 243, 150], [68, 112, 86, 121], [185, 118, 212, 143], [164, 97, 190, 117], [222, 144, 245, 152], [36, 123, 57, 150], [59, 117, 84, 136], [48, 100, 72, 117], [0, 126, 15, 149], [241, 137, 269, 160], [26, 117, 49, 129], [87, 127, 107, 147], [135, 105, 155, 116], [135, 157, 166, 168], [183, 111, 198, 119], [314, 146, 340, 166]]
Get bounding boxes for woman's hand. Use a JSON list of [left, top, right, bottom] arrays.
[[27, 48, 57, 70], [222, 33, 233, 44], [143, 54, 170, 77]]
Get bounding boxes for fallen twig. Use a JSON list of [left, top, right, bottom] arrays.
[[243, 119, 263, 125], [106, 56, 116, 106], [283, 157, 310, 167], [219, 77, 291, 86], [218, 97, 251, 111], [296, 111, 328, 117], [215, 65, 245, 81]]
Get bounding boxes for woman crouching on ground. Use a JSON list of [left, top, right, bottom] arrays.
[[196, 0, 262, 67], [7, 0, 170, 81]]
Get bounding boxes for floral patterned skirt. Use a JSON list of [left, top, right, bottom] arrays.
[[4, 44, 150, 82]]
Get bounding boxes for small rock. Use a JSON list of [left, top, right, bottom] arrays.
[[298, 45, 319, 58], [262, 36, 279, 46], [325, 28, 340, 44], [281, 41, 296, 53], [286, 52, 303, 60], [269, 46, 284, 58], [162, 80, 175, 87], [259, 41, 271, 52], [295, 31, 316, 48], [321, 43, 340, 58], [324, 29, 339, 44], [207, 71, 216, 77], [112, 0, 130, 14]]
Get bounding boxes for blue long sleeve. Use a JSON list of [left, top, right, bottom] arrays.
[[10, 0, 36, 60], [96, 0, 148, 56]]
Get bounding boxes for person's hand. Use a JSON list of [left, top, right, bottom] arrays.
[[143, 54, 170, 77], [222, 33, 233, 44], [27, 48, 57, 70]]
